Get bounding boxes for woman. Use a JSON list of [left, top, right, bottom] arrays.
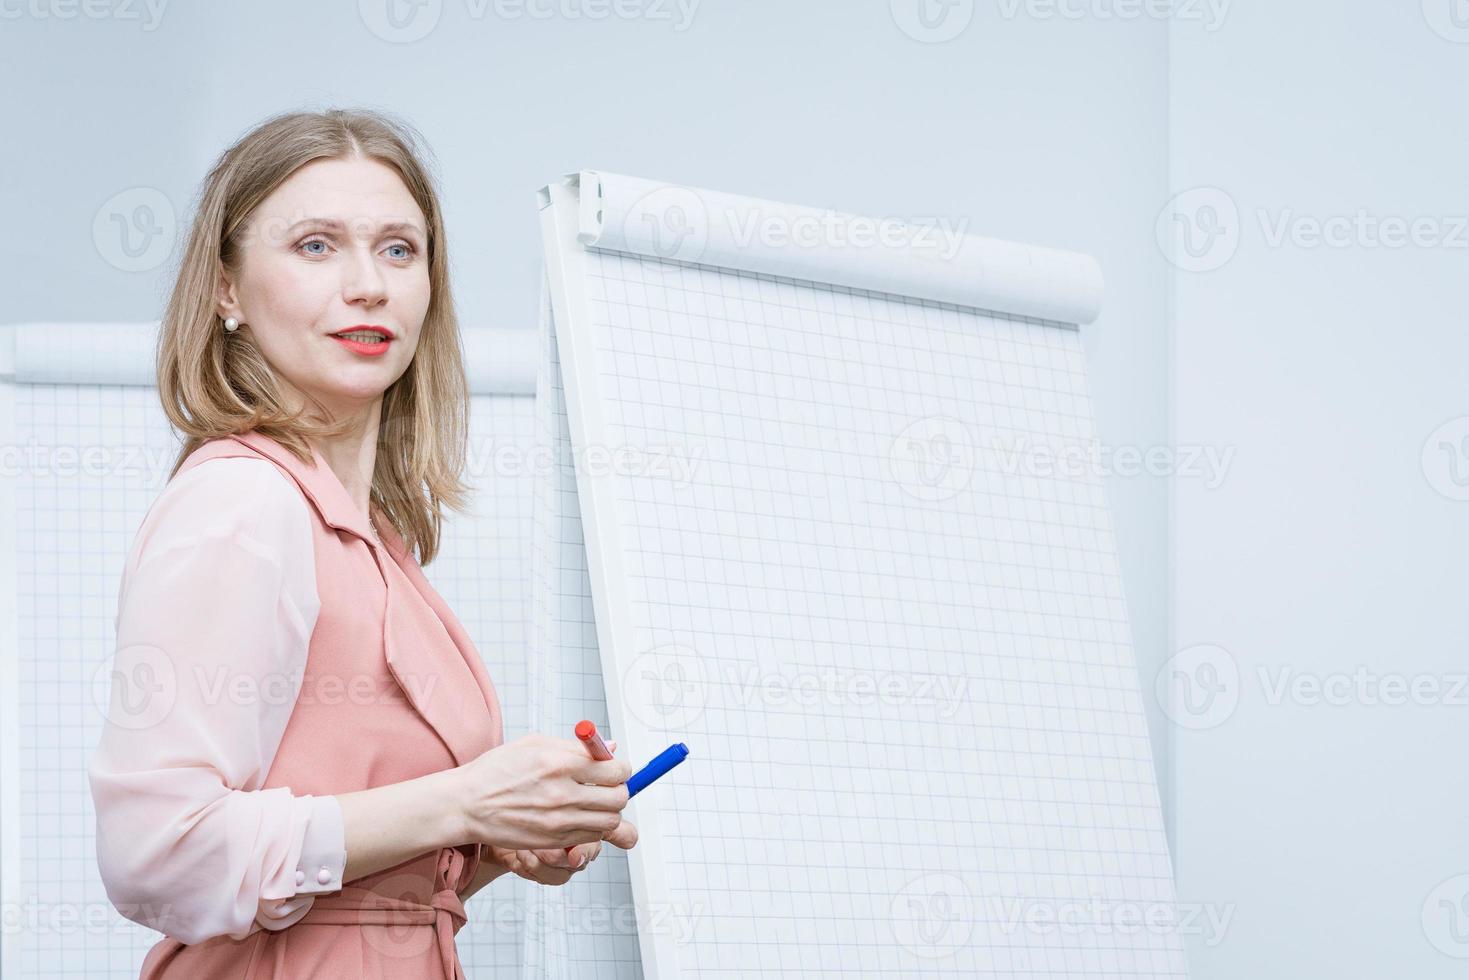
[[87, 108, 637, 979]]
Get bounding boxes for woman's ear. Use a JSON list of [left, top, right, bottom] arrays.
[[215, 271, 240, 322]]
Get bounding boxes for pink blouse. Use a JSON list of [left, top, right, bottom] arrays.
[[88, 456, 349, 945]]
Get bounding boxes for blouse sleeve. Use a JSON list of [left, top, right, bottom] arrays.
[[88, 456, 348, 945]]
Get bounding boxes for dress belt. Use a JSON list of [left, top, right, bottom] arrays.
[[293, 847, 471, 980]]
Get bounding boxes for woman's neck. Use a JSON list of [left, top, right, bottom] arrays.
[[305, 408, 381, 522]]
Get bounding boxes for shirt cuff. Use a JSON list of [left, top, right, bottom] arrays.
[[292, 794, 347, 895]]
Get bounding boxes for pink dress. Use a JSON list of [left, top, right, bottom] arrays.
[[88, 429, 505, 979]]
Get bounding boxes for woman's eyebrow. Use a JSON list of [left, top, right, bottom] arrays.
[[285, 217, 427, 239]]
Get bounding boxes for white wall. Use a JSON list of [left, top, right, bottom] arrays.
[[1168, 2, 1469, 975]]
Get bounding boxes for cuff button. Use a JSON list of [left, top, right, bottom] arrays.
[[317, 867, 333, 885], [295, 870, 306, 886]]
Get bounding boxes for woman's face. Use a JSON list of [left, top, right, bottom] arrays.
[[217, 155, 431, 422]]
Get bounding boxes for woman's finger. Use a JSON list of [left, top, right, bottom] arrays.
[[605, 818, 639, 850], [572, 783, 631, 812], [527, 850, 574, 884], [533, 847, 578, 869], [517, 850, 569, 885], [576, 756, 633, 786]]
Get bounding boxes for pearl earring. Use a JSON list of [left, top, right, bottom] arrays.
[[224, 316, 239, 333]]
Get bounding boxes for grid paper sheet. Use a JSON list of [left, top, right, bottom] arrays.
[[6, 372, 538, 979], [524, 280, 645, 979], [541, 210, 1188, 976]]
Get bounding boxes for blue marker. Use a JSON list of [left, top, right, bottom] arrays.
[[627, 743, 689, 798]]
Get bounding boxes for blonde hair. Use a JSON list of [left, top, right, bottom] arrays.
[[157, 107, 470, 565]]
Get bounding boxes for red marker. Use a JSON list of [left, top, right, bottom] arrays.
[[567, 720, 614, 860], [575, 719, 614, 761]]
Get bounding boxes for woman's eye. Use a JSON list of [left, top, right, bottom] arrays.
[[296, 238, 413, 260]]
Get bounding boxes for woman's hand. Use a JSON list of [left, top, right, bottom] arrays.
[[452, 733, 634, 852], [485, 810, 640, 887], [486, 843, 584, 886], [465, 735, 641, 887]]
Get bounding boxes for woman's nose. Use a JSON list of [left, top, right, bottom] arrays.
[[342, 248, 389, 305]]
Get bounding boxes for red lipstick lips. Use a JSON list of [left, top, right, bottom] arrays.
[[330, 325, 393, 357]]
